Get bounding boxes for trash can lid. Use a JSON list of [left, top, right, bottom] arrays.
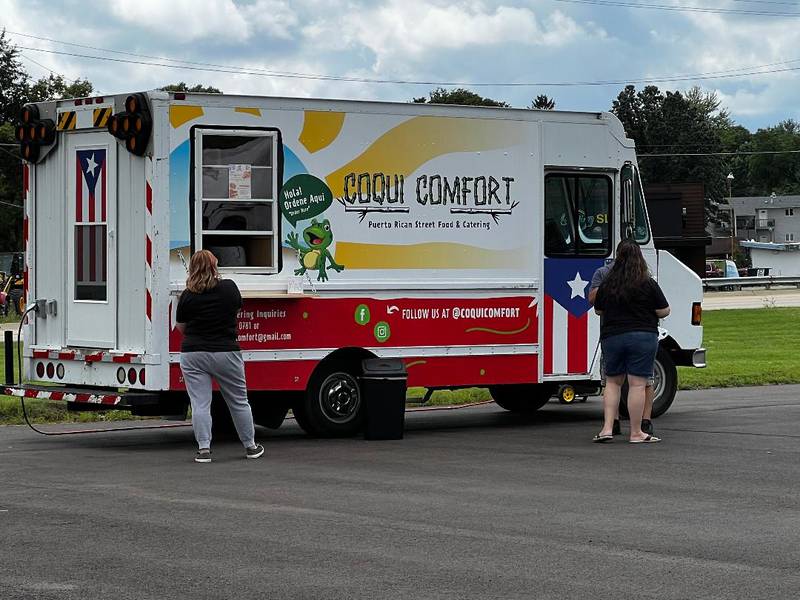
[[362, 358, 407, 377]]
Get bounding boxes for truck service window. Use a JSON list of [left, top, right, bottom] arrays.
[[544, 174, 611, 257], [194, 130, 279, 271]]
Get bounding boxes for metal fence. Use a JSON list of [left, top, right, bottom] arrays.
[[703, 276, 800, 290]]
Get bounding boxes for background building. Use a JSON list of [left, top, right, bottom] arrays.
[[644, 183, 709, 278], [731, 194, 800, 245], [739, 241, 800, 276]]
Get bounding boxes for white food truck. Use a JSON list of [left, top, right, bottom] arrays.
[[5, 91, 705, 436]]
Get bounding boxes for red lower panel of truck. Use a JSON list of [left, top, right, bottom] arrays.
[[170, 295, 538, 352], [169, 354, 538, 391], [169, 295, 538, 391]]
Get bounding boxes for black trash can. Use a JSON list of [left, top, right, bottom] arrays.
[[361, 358, 407, 440]]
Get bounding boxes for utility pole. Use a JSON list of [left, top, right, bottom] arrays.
[[727, 173, 735, 260]]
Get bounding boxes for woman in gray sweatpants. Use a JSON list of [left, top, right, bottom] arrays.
[[176, 250, 264, 463]]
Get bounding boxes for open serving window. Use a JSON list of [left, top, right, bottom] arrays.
[[193, 128, 281, 272]]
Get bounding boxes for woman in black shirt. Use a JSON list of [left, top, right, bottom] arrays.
[[176, 250, 263, 463], [593, 240, 670, 443]]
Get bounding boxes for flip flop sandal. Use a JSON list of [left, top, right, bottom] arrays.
[[629, 435, 661, 444], [592, 434, 614, 443]]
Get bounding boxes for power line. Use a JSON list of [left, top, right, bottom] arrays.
[[7, 30, 316, 80], [14, 26, 799, 83], [0, 145, 21, 160], [729, 0, 800, 6], [15, 28, 799, 84], [14, 44, 800, 87], [21, 53, 85, 85], [0, 200, 23, 210], [551, 0, 800, 17]]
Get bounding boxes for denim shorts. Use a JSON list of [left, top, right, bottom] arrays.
[[600, 331, 658, 378]]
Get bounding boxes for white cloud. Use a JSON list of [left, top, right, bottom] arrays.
[[3, 0, 796, 129], [670, 12, 800, 120], [303, 1, 605, 70], [240, 0, 299, 39], [108, 0, 298, 42]]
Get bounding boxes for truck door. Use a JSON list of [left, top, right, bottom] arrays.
[[65, 131, 117, 348], [621, 163, 657, 276], [542, 172, 612, 379]]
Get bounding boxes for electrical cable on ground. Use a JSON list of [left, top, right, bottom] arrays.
[[13, 306, 190, 436]]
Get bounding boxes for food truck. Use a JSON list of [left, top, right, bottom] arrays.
[[5, 91, 705, 436]]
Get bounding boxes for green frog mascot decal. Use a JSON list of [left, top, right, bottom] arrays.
[[286, 218, 345, 281]]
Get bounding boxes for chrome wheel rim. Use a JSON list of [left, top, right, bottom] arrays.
[[318, 372, 361, 424], [652, 358, 665, 405]]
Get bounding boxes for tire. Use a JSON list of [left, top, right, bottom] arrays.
[[295, 361, 364, 437], [249, 392, 293, 429], [619, 346, 678, 419], [490, 383, 557, 413]]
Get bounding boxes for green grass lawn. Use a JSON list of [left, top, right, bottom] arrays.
[[0, 340, 129, 425], [2, 307, 798, 424], [678, 307, 800, 389]]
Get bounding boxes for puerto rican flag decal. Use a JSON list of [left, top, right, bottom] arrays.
[[75, 149, 107, 286], [76, 149, 106, 223], [543, 258, 605, 375]]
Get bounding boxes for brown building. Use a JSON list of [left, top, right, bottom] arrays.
[[644, 183, 709, 278]]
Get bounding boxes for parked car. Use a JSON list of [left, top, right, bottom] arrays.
[[705, 262, 723, 278]]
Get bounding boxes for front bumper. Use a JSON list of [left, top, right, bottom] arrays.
[[692, 348, 706, 368], [668, 347, 706, 368]]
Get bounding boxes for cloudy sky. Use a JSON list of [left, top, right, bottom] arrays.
[[2, 0, 798, 131]]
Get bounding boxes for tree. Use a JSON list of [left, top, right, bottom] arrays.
[[161, 82, 222, 94], [0, 123, 23, 251], [412, 87, 508, 107], [747, 120, 800, 195], [0, 32, 97, 251], [0, 30, 30, 124], [530, 95, 555, 110], [28, 74, 93, 102], [719, 124, 752, 196], [611, 85, 728, 220]]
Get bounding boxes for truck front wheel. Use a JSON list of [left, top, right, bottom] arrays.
[[619, 346, 678, 419], [294, 362, 364, 437], [490, 383, 556, 413]]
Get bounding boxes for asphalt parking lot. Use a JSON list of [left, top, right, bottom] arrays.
[[2, 385, 799, 600]]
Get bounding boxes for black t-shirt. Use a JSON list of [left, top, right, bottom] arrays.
[[176, 279, 242, 352], [594, 277, 669, 339]]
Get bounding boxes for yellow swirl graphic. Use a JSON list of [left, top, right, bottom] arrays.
[[334, 241, 528, 270], [465, 317, 531, 336], [169, 105, 204, 128], [325, 116, 527, 197], [299, 111, 346, 153]]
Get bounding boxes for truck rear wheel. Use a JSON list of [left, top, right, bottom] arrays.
[[490, 383, 556, 413], [249, 392, 293, 429], [619, 347, 678, 419], [294, 361, 364, 437]]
